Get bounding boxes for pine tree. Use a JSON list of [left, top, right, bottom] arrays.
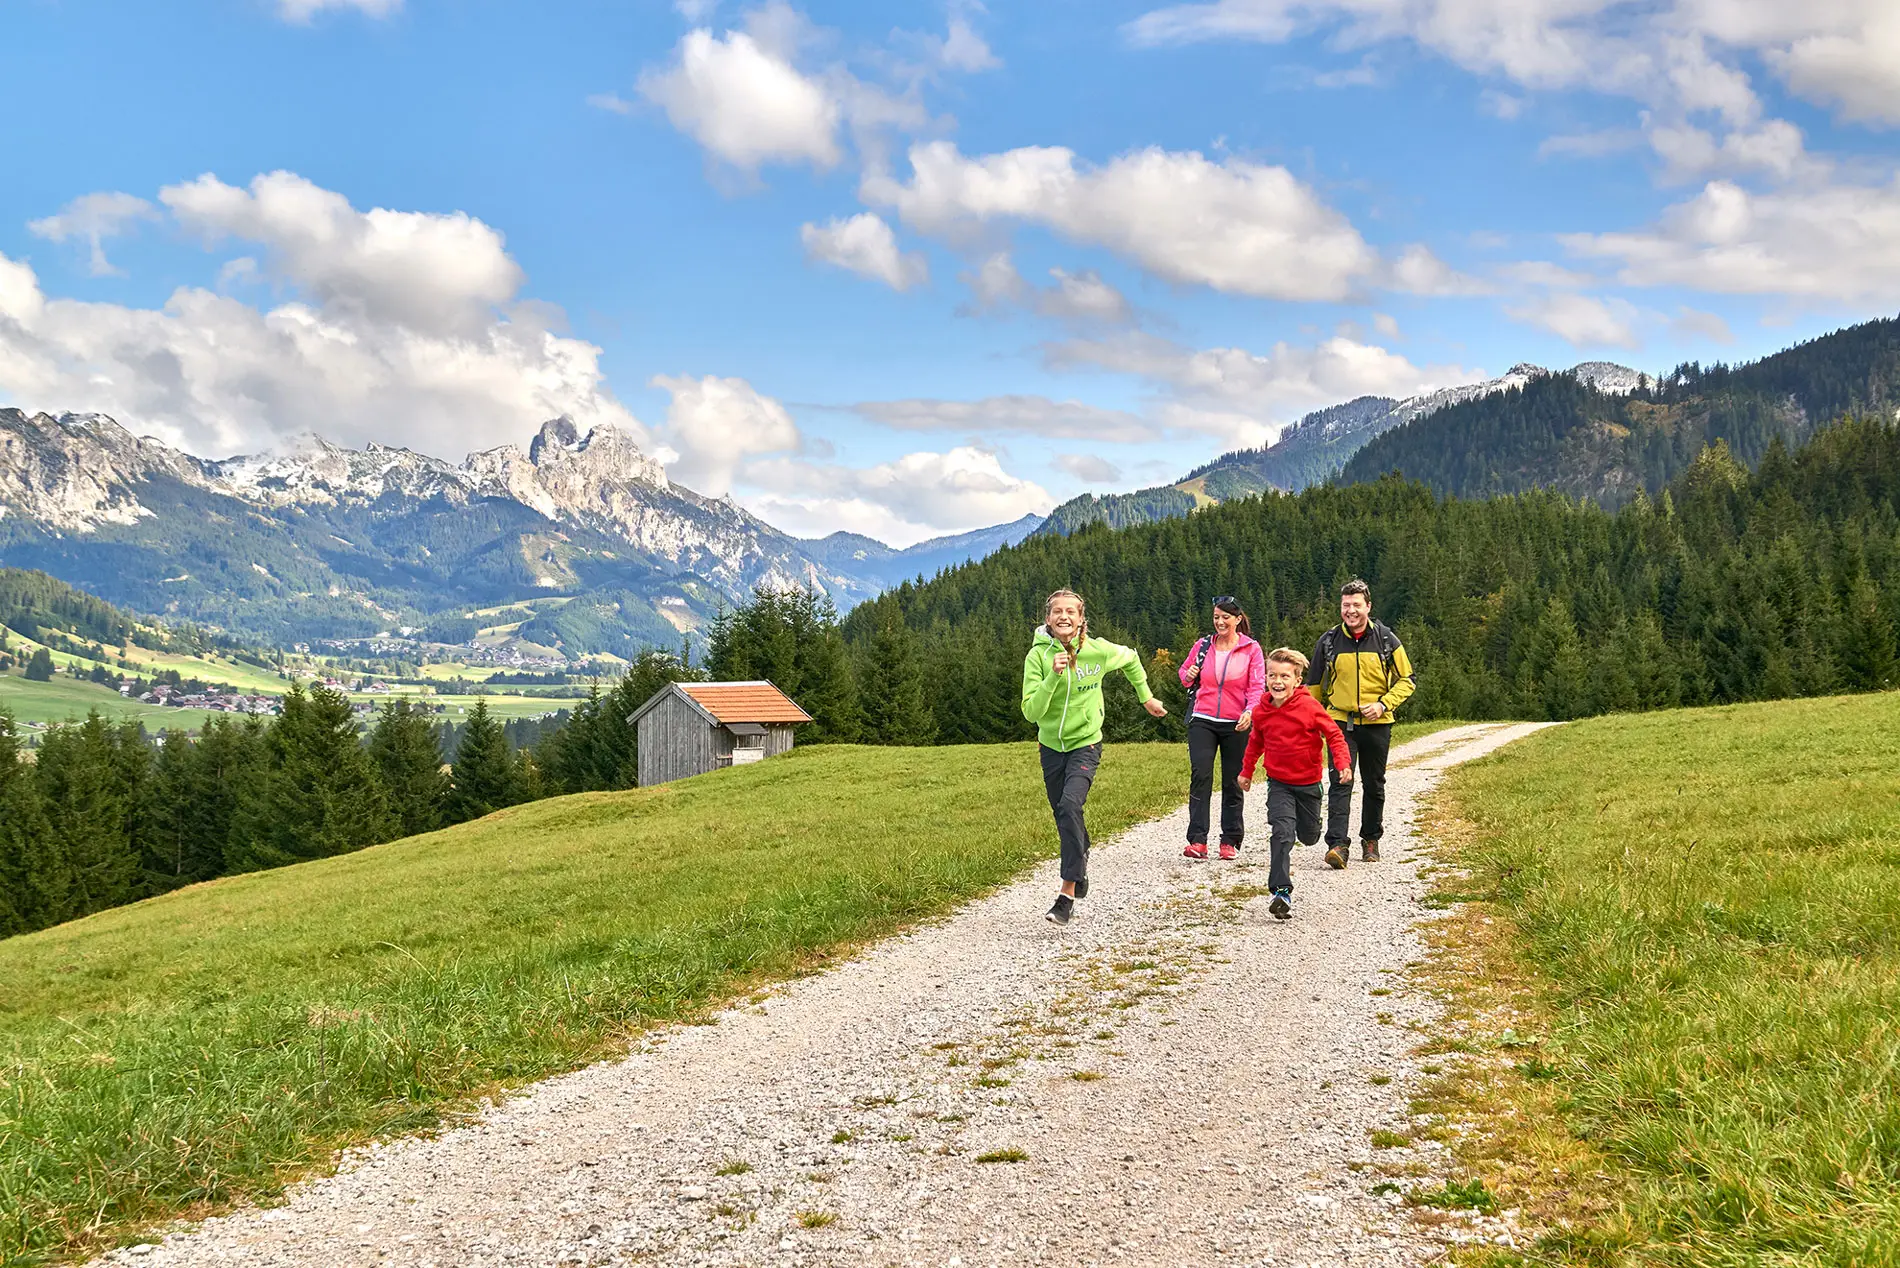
[[368, 700, 449, 837], [1840, 574, 1898, 691], [448, 699, 523, 823], [230, 685, 394, 870], [34, 713, 139, 918], [23, 647, 54, 681], [859, 610, 934, 744]]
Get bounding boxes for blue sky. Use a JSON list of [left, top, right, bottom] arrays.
[[3, 0, 1897, 544]]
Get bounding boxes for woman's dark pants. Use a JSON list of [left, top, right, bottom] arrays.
[[1039, 742, 1100, 883], [1186, 717, 1248, 848]]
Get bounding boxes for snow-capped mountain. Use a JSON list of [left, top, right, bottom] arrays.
[[0, 410, 1012, 651]]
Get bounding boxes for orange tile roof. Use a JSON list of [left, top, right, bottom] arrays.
[[681, 681, 813, 725]]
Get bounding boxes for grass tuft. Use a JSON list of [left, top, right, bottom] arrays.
[[975, 1148, 1028, 1164]]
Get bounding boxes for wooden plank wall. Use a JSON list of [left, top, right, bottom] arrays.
[[635, 692, 716, 786]]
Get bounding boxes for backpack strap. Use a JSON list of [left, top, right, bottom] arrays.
[[1191, 635, 1214, 675]]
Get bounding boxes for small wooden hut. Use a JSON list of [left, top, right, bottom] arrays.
[[630, 680, 812, 787]]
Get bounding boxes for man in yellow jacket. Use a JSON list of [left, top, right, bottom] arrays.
[[1305, 578, 1416, 866]]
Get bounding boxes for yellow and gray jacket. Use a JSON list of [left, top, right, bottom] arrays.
[[1304, 621, 1415, 725]]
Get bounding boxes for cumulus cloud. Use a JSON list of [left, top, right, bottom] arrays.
[[279, 0, 399, 21], [0, 175, 642, 461], [27, 192, 157, 277], [651, 373, 803, 497], [1563, 177, 1900, 300], [1055, 452, 1122, 483], [854, 394, 1158, 443], [1389, 244, 1492, 296], [955, 253, 1133, 323], [638, 25, 843, 170], [800, 213, 929, 291], [1047, 330, 1477, 447], [864, 141, 1378, 301], [743, 446, 1052, 546], [1506, 292, 1643, 349]]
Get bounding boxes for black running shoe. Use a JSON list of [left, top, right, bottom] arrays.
[[1268, 889, 1293, 920], [1046, 894, 1075, 925], [1075, 875, 1090, 900]]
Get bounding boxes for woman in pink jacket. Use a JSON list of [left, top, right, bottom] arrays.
[[1178, 595, 1265, 860]]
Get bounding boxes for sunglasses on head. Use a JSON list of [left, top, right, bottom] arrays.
[[1212, 595, 1240, 610]]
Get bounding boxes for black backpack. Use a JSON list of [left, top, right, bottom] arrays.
[[1317, 621, 1403, 689]]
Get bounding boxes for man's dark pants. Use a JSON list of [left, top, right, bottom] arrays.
[[1039, 742, 1100, 883], [1266, 778, 1323, 894], [1185, 717, 1249, 848], [1325, 721, 1392, 847]]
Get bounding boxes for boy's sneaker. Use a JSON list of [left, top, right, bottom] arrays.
[[1268, 890, 1293, 920], [1046, 894, 1074, 925], [1324, 846, 1350, 870], [1074, 875, 1089, 900], [1218, 843, 1239, 860], [1183, 842, 1209, 860], [1361, 839, 1380, 862]]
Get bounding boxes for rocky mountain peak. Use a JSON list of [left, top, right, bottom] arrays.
[[528, 416, 582, 464]]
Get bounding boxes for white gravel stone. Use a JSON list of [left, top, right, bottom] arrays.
[[93, 724, 1550, 1268]]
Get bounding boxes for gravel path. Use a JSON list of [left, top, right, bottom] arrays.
[[104, 723, 1550, 1268]]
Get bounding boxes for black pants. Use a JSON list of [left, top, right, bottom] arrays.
[[1186, 717, 1248, 847], [1266, 779, 1323, 894], [1039, 742, 1101, 883], [1326, 721, 1392, 846]]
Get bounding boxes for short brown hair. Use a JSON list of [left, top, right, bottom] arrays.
[[1341, 578, 1371, 601], [1266, 646, 1309, 672]]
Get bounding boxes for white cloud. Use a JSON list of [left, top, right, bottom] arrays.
[[1672, 306, 1735, 343], [1645, 117, 1814, 182], [1047, 330, 1477, 447], [854, 394, 1158, 443], [1390, 244, 1492, 295], [1040, 268, 1132, 323], [278, 0, 399, 21], [1538, 129, 1646, 159], [638, 26, 843, 170], [1055, 452, 1122, 483], [1564, 177, 1900, 300], [27, 192, 157, 277], [864, 141, 1378, 301], [1499, 260, 1599, 288], [1506, 292, 1643, 348], [800, 213, 929, 291], [1480, 89, 1526, 119], [587, 92, 636, 115], [958, 252, 1028, 312], [676, 0, 718, 19], [651, 373, 803, 497], [743, 446, 1052, 546], [0, 175, 643, 461], [1372, 311, 1401, 338], [935, 13, 1000, 72], [161, 171, 522, 333]]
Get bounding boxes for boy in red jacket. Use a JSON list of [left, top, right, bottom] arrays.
[[1237, 647, 1352, 920]]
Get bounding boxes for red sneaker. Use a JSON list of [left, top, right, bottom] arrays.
[[1183, 842, 1208, 860], [1218, 843, 1239, 860]]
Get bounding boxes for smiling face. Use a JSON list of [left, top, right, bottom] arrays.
[[1266, 659, 1300, 701], [1212, 606, 1238, 636], [1046, 594, 1084, 644], [1340, 591, 1371, 632]]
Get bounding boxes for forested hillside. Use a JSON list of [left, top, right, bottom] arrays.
[[839, 418, 1900, 738], [1341, 315, 1900, 502]]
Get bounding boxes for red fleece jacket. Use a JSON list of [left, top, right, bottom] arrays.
[[1241, 689, 1352, 785]]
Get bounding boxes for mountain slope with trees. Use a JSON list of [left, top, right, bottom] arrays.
[[1340, 315, 1900, 503]]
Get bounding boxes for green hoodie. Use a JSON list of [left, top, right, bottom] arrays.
[[1021, 625, 1155, 752]]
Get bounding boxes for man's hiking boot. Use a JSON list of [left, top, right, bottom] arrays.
[[1324, 845, 1349, 870], [1046, 894, 1074, 925], [1361, 839, 1381, 863], [1183, 842, 1209, 861], [1218, 843, 1239, 860], [1074, 875, 1089, 900], [1268, 890, 1293, 920]]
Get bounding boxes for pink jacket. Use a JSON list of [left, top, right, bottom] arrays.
[[1178, 633, 1265, 723]]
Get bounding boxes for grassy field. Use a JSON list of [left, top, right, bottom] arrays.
[[0, 673, 218, 732], [1434, 694, 1900, 1265], [0, 740, 1192, 1263]]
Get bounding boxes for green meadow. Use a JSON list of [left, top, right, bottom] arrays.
[[0, 674, 218, 733], [0, 740, 1191, 1263], [1438, 694, 1900, 1265]]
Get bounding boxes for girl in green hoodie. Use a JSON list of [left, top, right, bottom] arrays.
[[1022, 588, 1167, 925]]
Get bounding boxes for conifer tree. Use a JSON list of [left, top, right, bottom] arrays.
[[859, 610, 934, 744], [24, 647, 54, 681], [448, 699, 523, 823], [1840, 574, 1898, 691], [369, 700, 450, 837], [230, 685, 394, 870], [34, 713, 139, 917]]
